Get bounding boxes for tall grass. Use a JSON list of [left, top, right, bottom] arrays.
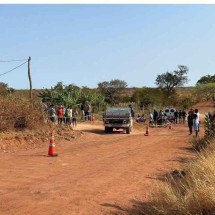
[[146, 142, 215, 215]]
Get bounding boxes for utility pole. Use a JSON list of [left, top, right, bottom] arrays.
[[28, 56, 32, 99]]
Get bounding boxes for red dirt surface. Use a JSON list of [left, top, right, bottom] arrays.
[[0, 102, 213, 215]]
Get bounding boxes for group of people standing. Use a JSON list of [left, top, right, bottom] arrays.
[[147, 108, 200, 137], [49, 105, 79, 127], [149, 109, 167, 125], [173, 110, 187, 124], [48, 101, 92, 128], [187, 108, 200, 137]]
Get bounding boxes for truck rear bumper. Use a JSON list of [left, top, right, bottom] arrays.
[[104, 124, 130, 128]]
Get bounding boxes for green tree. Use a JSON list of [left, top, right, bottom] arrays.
[[179, 97, 194, 109], [194, 83, 215, 101], [65, 84, 80, 92], [53, 82, 64, 92], [155, 65, 189, 97], [97, 79, 128, 104], [196, 74, 215, 84], [38, 83, 106, 111], [131, 87, 167, 109]]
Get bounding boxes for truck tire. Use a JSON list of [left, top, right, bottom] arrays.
[[126, 127, 130, 134], [105, 127, 109, 133]]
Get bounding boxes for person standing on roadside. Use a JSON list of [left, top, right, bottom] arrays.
[[49, 104, 56, 123], [178, 110, 182, 123], [66, 106, 73, 126], [188, 108, 194, 116], [72, 107, 78, 128], [57, 105, 63, 125], [129, 104, 135, 118], [153, 109, 158, 127], [81, 102, 85, 120], [193, 109, 200, 137], [187, 111, 193, 135], [84, 101, 91, 121], [181, 110, 187, 124], [174, 110, 179, 124], [149, 111, 154, 125]]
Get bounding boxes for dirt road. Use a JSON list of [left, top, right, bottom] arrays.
[[0, 122, 197, 215]]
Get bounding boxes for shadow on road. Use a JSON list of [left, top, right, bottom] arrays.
[[101, 200, 153, 215], [166, 156, 194, 164], [177, 146, 197, 153], [17, 154, 50, 157], [81, 129, 106, 135], [81, 129, 126, 135]]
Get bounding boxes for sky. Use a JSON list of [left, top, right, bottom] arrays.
[[0, 4, 215, 89]]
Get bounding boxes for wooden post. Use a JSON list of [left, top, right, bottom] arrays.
[[28, 56, 32, 99]]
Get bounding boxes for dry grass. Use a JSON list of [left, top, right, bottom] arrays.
[[0, 96, 45, 131], [143, 140, 215, 215]]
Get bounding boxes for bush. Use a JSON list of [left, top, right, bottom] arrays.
[[192, 113, 215, 151], [0, 97, 45, 131]]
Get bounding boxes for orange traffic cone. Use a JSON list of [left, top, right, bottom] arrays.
[[144, 125, 150, 136], [48, 132, 58, 157], [91, 115, 96, 122]]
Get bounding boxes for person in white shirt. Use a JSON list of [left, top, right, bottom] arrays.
[[149, 112, 154, 125], [66, 106, 73, 126], [193, 109, 200, 137]]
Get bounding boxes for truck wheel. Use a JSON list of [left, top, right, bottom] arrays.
[[109, 128, 113, 133], [105, 127, 109, 133], [126, 127, 130, 134]]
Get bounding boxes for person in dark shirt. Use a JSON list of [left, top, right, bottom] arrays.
[[188, 108, 194, 116], [178, 110, 182, 123], [129, 105, 135, 118], [174, 110, 179, 124], [153, 109, 158, 126], [187, 111, 194, 135], [181, 110, 187, 124]]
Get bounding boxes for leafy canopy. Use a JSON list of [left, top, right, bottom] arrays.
[[196, 75, 215, 85], [155, 65, 189, 97], [97, 79, 128, 104]]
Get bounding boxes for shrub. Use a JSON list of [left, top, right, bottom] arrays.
[[0, 97, 44, 131], [192, 113, 215, 151]]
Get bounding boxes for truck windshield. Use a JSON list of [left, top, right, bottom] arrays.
[[106, 108, 131, 115]]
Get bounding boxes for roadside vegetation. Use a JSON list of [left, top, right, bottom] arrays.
[[145, 111, 215, 215], [0, 67, 214, 132], [0, 68, 214, 212], [117, 110, 215, 215]]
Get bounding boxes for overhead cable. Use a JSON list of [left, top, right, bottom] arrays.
[[0, 59, 28, 63], [0, 61, 28, 77]]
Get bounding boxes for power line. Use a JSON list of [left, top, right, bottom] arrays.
[[0, 61, 28, 77], [0, 59, 28, 63]]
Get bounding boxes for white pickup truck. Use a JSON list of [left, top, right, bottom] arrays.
[[103, 108, 133, 134]]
